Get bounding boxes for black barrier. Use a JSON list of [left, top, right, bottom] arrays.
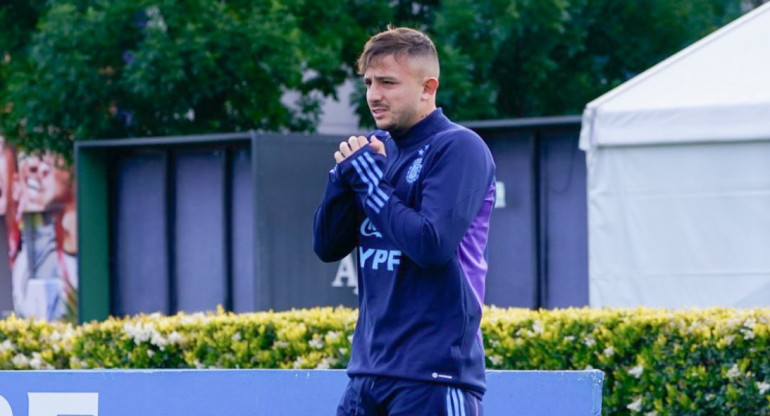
[[76, 116, 585, 320], [77, 133, 356, 318], [466, 116, 587, 309]]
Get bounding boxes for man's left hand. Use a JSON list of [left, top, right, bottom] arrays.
[[334, 135, 387, 164]]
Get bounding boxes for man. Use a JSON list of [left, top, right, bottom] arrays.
[[11, 151, 78, 321], [313, 26, 495, 416]]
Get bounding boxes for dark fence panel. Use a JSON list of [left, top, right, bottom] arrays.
[[539, 129, 589, 308], [231, 147, 255, 313], [78, 117, 585, 318], [113, 151, 169, 315], [482, 130, 539, 308], [174, 149, 228, 312], [468, 116, 586, 308], [252, 134, 358, 310]]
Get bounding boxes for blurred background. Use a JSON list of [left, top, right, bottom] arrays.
[[1, 0, 768, 322]]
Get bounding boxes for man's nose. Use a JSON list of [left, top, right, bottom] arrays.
[[367, 84, 383, 102]]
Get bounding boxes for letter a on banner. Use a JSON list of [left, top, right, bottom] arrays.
[[28, 393, 99, 416], [332, 253, 358, 295]]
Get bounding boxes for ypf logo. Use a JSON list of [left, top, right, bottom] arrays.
[[360, 218, 382, 238]]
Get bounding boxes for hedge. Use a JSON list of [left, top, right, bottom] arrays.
[[1, 306, 769, 415]]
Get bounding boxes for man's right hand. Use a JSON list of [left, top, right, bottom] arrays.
[[335, 136, 369, 164]]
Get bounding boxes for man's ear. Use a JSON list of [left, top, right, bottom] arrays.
[[422, 77, 439, 100]]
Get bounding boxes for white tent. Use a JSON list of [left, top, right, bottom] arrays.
[[580, 2, 770, 308]]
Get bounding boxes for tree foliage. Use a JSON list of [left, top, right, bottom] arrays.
[[0, 1, 47, 108], [347, 0, 754, 126], [0, 0, 366, 157], [429, 0, 749, 121], [0, 0, 761, 157]]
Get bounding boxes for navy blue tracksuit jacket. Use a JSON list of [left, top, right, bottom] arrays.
[[313, 108, 496, 394]]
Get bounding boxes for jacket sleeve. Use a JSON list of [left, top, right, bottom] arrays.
[[338, 133, 494, 269], [312, 165, 361, 262]]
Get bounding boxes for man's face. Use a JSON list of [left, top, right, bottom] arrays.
[[18, 152, 72, 212], [364, 54, 426, 134]]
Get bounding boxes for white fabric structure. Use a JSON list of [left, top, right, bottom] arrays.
[[580, 2, 770, 308]]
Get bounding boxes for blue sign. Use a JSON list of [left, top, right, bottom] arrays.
[[0, 369, 602, 415]]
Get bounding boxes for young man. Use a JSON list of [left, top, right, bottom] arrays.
[[313, 26, 496, 416]]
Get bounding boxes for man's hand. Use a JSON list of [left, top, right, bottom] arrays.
[[369, 135, 386, 156], [334, 135, 387, 163]]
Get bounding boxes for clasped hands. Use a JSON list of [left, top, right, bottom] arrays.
[[334, 135, 387, 164]]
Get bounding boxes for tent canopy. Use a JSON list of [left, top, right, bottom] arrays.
[[580, 3, 770, 308], [580, 2, 770, 150]]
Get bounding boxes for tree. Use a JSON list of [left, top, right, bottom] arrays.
[[0, 0, 363, 157], [429, 0, 748, 121], [0, 1, 47, 112], [1, 0, 760, 155]]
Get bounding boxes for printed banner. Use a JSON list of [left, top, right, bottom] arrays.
[[0, 137, 77, 322], [0, 370, 603, 416]]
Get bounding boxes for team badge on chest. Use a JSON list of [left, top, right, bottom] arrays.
[[406, 144, 430, 184], [406, 158, 423, 183]]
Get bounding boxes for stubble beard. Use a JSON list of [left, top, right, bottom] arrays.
[[373, 109, 417, 137]]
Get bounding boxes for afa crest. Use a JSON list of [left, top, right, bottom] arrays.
[[406, 158, 423, 183], [406, 144, 430, 184]]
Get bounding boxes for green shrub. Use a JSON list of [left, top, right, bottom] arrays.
[[1, 306, 769, 415], [483, 307, 770, 415]]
